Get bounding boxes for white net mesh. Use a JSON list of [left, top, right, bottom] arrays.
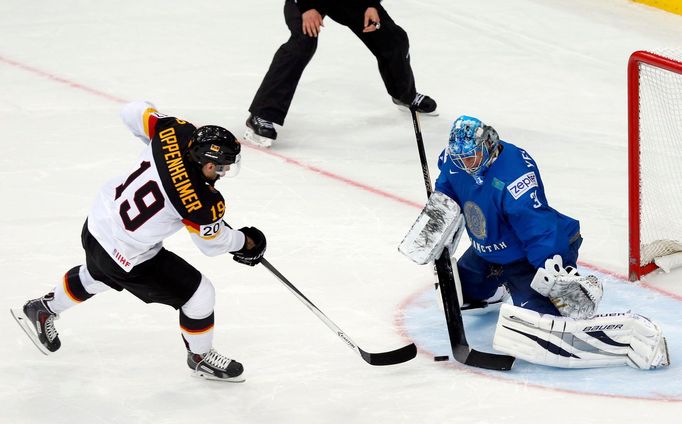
[[637, 49, 682, 266]]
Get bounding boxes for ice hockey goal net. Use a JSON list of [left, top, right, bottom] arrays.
[[628, 49, 682, 281]]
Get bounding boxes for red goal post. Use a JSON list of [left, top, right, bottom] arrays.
[[628, 49, 682, 281]]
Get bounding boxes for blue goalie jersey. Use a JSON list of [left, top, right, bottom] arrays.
[[434, 140, 580, 268]]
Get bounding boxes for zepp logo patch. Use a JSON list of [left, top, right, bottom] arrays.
[[507, 172, 538, 199]]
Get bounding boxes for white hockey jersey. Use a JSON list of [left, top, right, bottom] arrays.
[[87, 101, 245, 271]]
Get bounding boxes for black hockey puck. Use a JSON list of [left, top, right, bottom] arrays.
[[434, 355, 449, 362]]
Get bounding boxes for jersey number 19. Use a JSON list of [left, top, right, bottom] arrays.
[[114, 161, 165, 231]]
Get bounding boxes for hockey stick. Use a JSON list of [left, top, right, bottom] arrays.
[[225, 221, 415, 365], [410, 109, 515, 371], [260, 258, 417, 366]]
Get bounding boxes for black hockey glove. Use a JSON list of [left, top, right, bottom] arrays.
[[232, 226, 266, 266]]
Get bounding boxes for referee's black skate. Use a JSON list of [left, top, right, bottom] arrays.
[[392, 93, 438, 116], [244, 114, 277, 148], [10, 293, 61, 355], [187, 348, 245, 382]]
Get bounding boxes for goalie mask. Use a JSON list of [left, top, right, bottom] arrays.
[[447, 115, 500, 179], [188, 125, 242, 178]]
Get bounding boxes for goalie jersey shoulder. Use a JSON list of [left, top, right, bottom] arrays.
[[494, 142, 542, 201]]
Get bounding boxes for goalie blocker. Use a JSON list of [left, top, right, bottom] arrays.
[[493, 304, 669, 370], [399, 191, 465, 265]]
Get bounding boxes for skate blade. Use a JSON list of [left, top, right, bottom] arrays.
[[394, 104, 439, 117], [243, 128, 273, 148], [10, 308, 50, 356], [191, 370, 246, 383]]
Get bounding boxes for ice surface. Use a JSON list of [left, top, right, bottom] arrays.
[[2, 0, 682, 423]]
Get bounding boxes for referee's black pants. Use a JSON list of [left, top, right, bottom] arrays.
[[249, 0, 417, 125]]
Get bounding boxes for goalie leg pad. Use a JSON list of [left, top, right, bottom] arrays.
[[625, 314, 670, 369], [493, 304, 670, 369], [399, 191, 463, 265]]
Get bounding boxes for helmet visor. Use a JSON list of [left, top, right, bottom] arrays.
[[215, 153, 241, 178], [448, 123, 487, 174], [449, 148, 486, 174], [447, 116, 497, 175]]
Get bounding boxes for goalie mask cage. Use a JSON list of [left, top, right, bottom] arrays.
[[628, 49, 682, 281]]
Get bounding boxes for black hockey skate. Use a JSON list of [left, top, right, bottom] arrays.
[[392, 93, 438, 116], [244, 114, 277, 148], [461, 285, 510, 315], [10, 294, 61, 355], [187, 348, 245, 382]]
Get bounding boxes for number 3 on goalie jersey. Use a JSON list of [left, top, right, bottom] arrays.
[[530, 191, 542, 209], [114, 161, 165, 231]]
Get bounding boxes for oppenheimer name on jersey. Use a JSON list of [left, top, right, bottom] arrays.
[[87, 101, 245, 271]]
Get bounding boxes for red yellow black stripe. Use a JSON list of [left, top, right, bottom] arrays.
[[63, 266, 94, 303], [179, 310, 215, 334], [144, 107, 159, 139]]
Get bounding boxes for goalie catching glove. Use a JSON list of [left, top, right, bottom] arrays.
[[493, 304, 670, 370], [399, 191, 465, 264], [530, 255, 602, 319], [231, 226, 266, 266]]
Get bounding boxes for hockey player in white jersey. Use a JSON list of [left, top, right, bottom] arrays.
[[11, 101, 266, 382]]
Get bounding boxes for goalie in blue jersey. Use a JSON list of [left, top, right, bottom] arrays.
[[400, 115, 669, 370], [434, 115, 583, 318]]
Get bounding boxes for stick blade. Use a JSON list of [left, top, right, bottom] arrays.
[[359, 343, 418, 366], [464, 349, 515, 371]]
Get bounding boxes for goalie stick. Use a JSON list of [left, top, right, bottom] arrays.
[[260, 258, 417, 366], [223, 221, 416, 365], [410, 109, 515, 371]]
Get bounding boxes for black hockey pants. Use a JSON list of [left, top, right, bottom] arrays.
[[248, 0, 417, 125]]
